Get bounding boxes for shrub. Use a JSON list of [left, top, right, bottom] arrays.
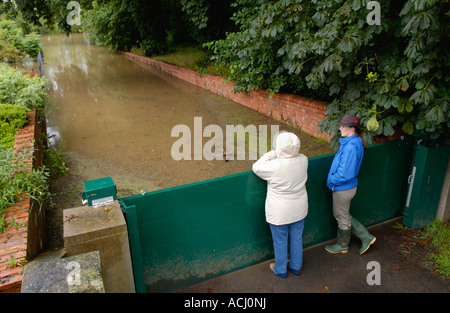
[[0, 147, 51, 232], [0, 63, 49, 109], [0, 103, 28, 148], [0, 20, 41, 61]]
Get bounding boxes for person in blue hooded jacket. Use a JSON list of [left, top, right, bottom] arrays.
[[325, 114, 376, 255]]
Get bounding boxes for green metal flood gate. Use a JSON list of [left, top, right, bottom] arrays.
[[120, 138, 416, 293]]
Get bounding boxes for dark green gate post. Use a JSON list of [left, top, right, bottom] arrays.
[[120, 201, 147, 293], [403, 137, 450, 228]]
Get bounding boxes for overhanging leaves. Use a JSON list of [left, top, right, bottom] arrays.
[[206, 0, 449, 144]]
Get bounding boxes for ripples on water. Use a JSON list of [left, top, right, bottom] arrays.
[[43, 33, 331, 193]]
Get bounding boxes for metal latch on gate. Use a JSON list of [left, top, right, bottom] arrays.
[[405, 166, 416, 208]]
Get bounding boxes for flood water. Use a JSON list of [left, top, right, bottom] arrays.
[[42, 33, 331, 195]]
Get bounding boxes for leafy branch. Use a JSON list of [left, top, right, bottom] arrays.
[[206, 0, 449, 145]]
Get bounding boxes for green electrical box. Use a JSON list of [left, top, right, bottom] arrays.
[[81, 177, 117, 207]]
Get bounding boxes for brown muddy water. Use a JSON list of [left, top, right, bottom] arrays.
[[42, 33, 332, 247]]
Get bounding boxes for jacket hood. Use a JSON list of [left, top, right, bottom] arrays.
[[274, 132, 300, 158]]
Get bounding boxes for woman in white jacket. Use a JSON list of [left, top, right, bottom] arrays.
[[252, 132, 308, 278]]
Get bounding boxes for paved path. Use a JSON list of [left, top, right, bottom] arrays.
[[176, 219, 449, 293]]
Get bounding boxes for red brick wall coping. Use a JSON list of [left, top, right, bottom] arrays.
[[119, 51, 333, 141]]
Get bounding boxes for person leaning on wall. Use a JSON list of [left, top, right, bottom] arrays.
[[325, 114, 376, 255], [252, 132, 308, 278]]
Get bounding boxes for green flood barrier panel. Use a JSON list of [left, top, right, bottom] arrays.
[[120, 137, 415, 293], [403, 141, 450, 228]]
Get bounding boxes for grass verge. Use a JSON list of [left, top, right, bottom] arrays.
[[419, 219, 450, 278]]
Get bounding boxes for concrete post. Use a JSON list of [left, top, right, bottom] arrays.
[[63, 201, 135, 293], [436, 156, 450, 222]]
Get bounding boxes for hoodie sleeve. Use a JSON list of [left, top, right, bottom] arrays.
[[252, 150, 278, 181]]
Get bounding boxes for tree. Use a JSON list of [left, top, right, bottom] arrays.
[[83, 0, 139, 51], [206, 0, 449, 147], [180, 0, 237, 43], [0, 20, 41, 60], [3, 0, 93, 34], [82, 0, 194, 55], [82, 0, 236, 55], [13, 0, 55, 26], [6, 0, 237, 55]]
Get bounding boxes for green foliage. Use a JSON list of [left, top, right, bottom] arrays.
[[180, 0, 237, 43], [81, 0, 236, 56], [0, 20, 42, 61], [0, 147, 52, 233], [41, 134, 68, 177], [82, 0, 189, 55], [0, 63, 49, 109], [83, 0, 139, 52], [132, 0, 185, 56], [12, 0, 55, 27], [2, 0, 93, 34], [6, 255, 18, 268], [0, 103, 28, 148], [206, 0, 449, 146], [5, 0, 236, 56], [21, 32, 41, 58]]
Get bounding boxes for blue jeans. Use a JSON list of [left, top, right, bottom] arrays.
[[269, 219, 305, 278]]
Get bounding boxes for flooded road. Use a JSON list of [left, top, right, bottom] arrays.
[[43, 33, 331, 195], [42, 33, 333, 248]]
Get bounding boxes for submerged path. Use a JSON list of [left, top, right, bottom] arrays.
[[44, 33, 332, 192], [42, 33, 332, 248]]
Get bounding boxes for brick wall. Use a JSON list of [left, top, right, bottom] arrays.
[[0, 108, 46, 293], [120, 52, 333, 141]]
